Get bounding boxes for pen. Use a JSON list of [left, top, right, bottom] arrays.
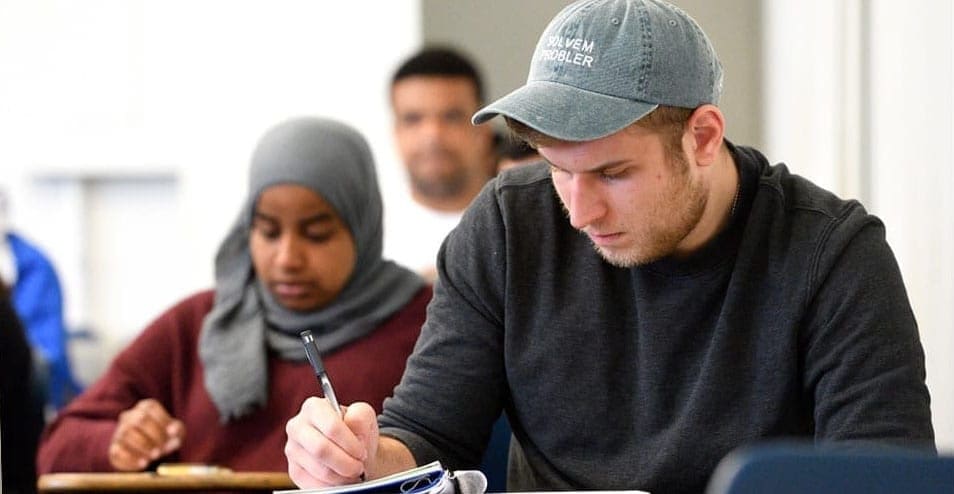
[[299, 330, 366, 481], [300, 330, 341, 414]]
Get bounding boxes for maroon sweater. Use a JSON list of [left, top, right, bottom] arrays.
[[37, 286, 431, 473]]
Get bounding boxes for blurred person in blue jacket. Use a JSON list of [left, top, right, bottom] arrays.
[[0, 190, 82, 410]]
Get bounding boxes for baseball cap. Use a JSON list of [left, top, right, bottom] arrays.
[[472, 0, 723, 142]]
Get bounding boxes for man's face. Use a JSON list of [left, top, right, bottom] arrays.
[[391, 76, 493, 199], [539, 126, 708, 267]]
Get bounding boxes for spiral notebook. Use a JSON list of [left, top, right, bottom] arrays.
[[274, 461, 487, 494]]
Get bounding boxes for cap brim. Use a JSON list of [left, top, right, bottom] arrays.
[[472, 80, 658, 142]]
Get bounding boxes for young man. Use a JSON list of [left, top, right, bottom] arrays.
[[384, 47, 497, 281], [285, 1, 934, 493]]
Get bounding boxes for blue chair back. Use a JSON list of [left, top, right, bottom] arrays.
[[478, 414, 511, 492], [706, 443, 953, 494]]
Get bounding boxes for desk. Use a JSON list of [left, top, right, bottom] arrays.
[[37, 471, 296, 493]]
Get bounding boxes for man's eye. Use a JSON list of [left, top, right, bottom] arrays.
[[443, 110, 466, 123], [400, 114, 422, 126], [600, 168, 628, 181]]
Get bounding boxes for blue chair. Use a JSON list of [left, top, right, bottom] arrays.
[[478, 413, 511, 492], [706, 443, 953, 494]]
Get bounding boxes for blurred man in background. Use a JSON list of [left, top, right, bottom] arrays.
[[383, 47, 497, 282]]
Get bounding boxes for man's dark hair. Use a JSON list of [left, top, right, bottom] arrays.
[[391, 46, 485, 103], [497, 136, 539, 162]]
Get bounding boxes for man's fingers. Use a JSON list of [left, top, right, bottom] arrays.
[[305, 399, 369, 466], [288, 460, 323, 488], [285, 436, 355, 487], [343, 402, 378, 468], [284, 397, 372, 484]]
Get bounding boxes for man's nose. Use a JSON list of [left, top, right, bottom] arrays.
[[419, 117, 448, 141], [565, 175, 607, 230]]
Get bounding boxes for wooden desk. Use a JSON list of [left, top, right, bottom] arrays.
[[37, 471, 296, 493]]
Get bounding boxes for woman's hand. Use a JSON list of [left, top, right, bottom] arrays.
[[108, 398, 186, 471]]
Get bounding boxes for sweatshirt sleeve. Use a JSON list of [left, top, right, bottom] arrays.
[[378, 182, 509, 470], [800, 210, 934, 449], [36, 297, 194, 473]]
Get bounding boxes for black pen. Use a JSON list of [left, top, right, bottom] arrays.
[[299, 330, 366, 481], [300, 330, 342, 414]]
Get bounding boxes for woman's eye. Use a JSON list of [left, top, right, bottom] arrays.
[[252, 221, 280, 239], [305, 231, 334, 243]]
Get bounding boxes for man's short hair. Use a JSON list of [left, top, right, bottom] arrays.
[[497, 136, 539, 163], [391, 47, 485, 104]]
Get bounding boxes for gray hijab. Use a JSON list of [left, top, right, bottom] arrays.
[[198, 117, 425, 422]]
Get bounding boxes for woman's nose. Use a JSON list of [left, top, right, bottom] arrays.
[[274, 235, 306, 270]]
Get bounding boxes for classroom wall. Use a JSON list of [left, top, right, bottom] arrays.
[[865, 0, 953, 452]]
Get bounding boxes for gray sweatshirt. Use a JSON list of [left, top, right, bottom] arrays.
[[379, 143, 934, 494]]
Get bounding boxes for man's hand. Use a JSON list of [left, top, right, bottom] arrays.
[[285, 397, 379, 488], [108, 399, 185, 471]]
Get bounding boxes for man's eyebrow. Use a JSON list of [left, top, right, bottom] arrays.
[[546, 159, 630, 174]]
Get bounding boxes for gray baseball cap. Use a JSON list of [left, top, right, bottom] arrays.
[[472, 0, 723, 142]]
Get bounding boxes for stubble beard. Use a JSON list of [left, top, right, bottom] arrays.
[[590, 155, 708, 268], [409, 171, 468, 200], [407, 150, 470, 200]]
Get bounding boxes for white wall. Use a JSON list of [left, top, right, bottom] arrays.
[[867, 0, 954, 452], [764, 0, 954, 451], [0, 0, 421, 382]]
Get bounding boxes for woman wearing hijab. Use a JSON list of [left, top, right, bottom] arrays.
[[36, 117, 430, 473]]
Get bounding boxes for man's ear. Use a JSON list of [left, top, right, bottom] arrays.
[[686, 104, 724, 167]]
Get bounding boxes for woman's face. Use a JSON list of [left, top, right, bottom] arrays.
[[249, 184, 356, 312]]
